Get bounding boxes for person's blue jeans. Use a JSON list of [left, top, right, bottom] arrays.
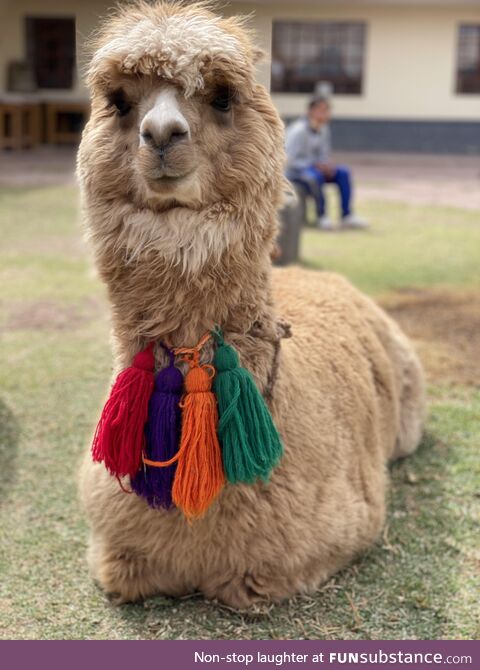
[[288, 165, 352, 218]]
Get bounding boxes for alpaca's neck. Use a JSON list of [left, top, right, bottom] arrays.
[[89, 200, 278, 360], [112, 257, 274, 360], [97, 217, 273, 357]]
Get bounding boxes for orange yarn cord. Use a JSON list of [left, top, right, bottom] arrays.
[[142, 452, 182, 468], [173, 331, 212, 362]]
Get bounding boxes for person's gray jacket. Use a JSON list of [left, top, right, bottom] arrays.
[[285, 117, 331, 173]]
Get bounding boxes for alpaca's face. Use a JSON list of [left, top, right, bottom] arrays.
[[78, 2, 285, 220], [92, 73, 249, 209]]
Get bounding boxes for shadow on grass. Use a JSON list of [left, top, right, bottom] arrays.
[[109, 430, 463, 639], [0, 399, 20, 504]]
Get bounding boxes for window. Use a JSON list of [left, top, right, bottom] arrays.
[[25, 17, 76, 89], [457, 24, 480, 94], [271, 21, 366, 94]]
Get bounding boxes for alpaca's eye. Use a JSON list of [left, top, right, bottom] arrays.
[[211, 88, 232, 112], [109, 90, 132, 117]]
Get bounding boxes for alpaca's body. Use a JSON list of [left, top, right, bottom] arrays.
[[80, 267, 424, 608], [78, 1, 425, 608]]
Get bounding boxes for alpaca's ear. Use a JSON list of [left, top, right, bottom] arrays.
[[252, 47, 267, 64]]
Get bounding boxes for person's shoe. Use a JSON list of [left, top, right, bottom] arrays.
[[317, 215, 335, 231], [340, 214, 368, 229]]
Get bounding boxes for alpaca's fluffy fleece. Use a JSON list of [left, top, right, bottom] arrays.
[[78, 1, 425, 608]]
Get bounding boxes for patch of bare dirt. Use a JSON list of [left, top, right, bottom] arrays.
[[3, 298, 100, 332], [380, 288, 480, 386], [0, 147, 76, 187], [334, 151, 480, 210], [4, 290, 478, 386]]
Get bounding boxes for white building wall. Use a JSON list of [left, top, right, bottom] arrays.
[[0, 0, 479, 122], [0, 0, 111, 96], [230, 2, 480, 120]]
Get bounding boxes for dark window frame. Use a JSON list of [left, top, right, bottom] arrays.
[[25, 16, 76, 90], [271, 20, 367, 95], [456, 23, 480, 94]]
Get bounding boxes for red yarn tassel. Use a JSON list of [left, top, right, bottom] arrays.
[[92, 343, 155, 478]]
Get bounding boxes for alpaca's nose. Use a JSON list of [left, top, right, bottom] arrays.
[[139, 88, 189, 155], [140, 120, 189, 154]]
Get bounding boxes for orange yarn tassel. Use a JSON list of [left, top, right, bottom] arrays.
[[173, 362, 224, 519]]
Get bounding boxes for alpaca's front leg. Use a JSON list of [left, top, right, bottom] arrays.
[[87, 536, 191, 604], [199, 565, 317, 610]]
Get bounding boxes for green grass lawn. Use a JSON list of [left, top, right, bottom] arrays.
[[302, 197, 480, 294], [1, 185, 479, 639]]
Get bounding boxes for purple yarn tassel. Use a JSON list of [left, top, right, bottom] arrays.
[[131, 346, 183, 509]]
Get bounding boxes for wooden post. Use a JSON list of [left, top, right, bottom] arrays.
[[273, 185, 307, 266]]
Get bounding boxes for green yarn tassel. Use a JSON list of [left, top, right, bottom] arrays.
[[212, 328, 283, 484]]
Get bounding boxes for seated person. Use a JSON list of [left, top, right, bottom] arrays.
[[285, 95, 367, 230]]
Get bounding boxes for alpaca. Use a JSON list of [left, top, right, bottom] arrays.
[[77, 0, 425, 609]]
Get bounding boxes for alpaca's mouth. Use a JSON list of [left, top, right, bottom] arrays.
[[155, 175, 183, 183], [141, 167, 201, 207], [146, 169, 195, 191], [150, 169, 186, 181]]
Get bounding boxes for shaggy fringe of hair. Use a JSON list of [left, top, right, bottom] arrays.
[[80, 0, 263, 90]]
